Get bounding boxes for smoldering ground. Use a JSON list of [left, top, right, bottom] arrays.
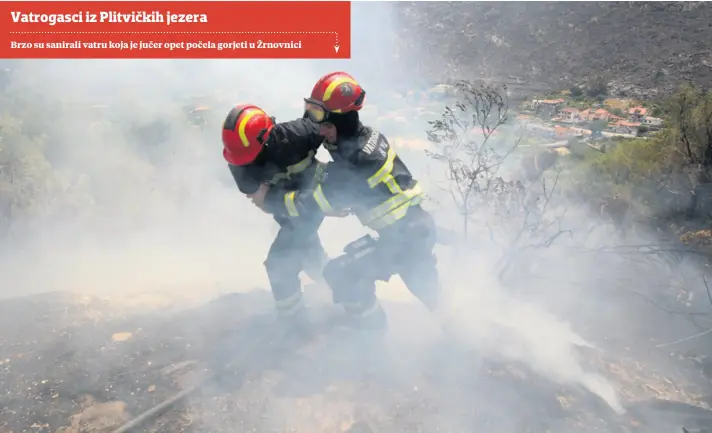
[[1, 2, 712, 432]]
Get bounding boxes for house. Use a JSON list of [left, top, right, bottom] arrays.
[[569, 126, 592, 136], [612, 120, 641, 135], [580, 108, 613, 122], [628, 106, 648, 121], [532, 98, 565, 118], [523, 122, 555, 138], [558, 107, 580, 122], [532, 98, 566, 107], [553, 125, 576, 139], [643, 116, 664, 127]]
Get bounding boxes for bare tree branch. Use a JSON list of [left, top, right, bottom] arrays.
[[425, 80, 571, 287]]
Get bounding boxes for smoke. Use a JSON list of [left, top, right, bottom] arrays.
[[5, 2, 707, 432], [0, 3, 401, 298], [439, 259, 624, 414]]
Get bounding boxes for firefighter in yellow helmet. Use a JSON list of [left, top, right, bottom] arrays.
[[259, 72, 441, 331]]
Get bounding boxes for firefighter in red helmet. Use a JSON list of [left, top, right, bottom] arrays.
[[260, 72, 442, 332], [222, 104, 328, 322]]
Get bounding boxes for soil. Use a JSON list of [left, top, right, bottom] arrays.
[[2, 288, 712, 433]]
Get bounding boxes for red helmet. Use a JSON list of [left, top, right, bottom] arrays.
[[222, 104, 275, 166], [304, 71, 366, 124]]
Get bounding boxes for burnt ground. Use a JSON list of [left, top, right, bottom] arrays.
[[393, 2, 712, 95], [3, 288, 712, 433]]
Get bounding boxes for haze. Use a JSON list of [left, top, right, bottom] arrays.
[[2, 2, 711, 433]]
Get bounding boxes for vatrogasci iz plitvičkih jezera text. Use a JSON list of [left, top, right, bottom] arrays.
[[11, 10, 208, 26]]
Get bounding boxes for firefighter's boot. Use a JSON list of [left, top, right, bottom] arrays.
[[331, 300, 388, 333], [276, 292, 314, 340]]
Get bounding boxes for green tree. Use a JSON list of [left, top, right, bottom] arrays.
[[589, 119, 608, 138], [665, 84, 712, 217], [576, 84, 712, 221]]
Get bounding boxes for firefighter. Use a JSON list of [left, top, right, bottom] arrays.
[[221, 104, 328, 321], [260, 72, 441, 331]]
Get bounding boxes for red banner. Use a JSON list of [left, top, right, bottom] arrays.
[[0, 1, 351, 59]]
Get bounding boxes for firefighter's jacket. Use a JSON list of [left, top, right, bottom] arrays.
[[263, 124, 424, 231], [227, 118, 326, 225]]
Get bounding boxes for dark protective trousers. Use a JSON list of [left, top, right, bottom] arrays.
[[321, 206, 440, 314], [264, 214, 327, 308]]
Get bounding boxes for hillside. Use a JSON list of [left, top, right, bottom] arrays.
[[394, 2, 712, 97]]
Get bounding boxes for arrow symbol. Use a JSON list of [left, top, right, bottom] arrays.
[[334, 45, 340, 53]]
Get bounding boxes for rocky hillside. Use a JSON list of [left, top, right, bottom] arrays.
[[393, 2, 712, 97]]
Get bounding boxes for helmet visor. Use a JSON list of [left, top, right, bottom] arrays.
[[304, 99, 328, 123]]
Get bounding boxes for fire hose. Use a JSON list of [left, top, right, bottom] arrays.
[[110, 382, 207, 433], [109, 322, 312, 433]]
